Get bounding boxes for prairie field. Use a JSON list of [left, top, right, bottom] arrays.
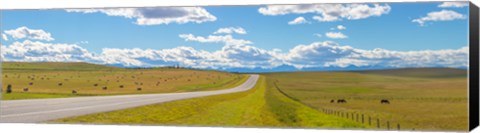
[[263, 68, 468, 131], [2, 62, 469, 131], [2, 62, 246, 100]]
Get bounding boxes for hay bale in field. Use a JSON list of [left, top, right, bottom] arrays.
[[137, 88, 142, 91], [29, 82, 34, 85], [58, 83, 63, 86], [93, 83, 98, 86], [119, 85, 124, 88], [102, 86, 108, 90], [23, 88, 29, 92], [6, 84, 12, 93]]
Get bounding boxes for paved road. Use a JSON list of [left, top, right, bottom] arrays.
[[0, 74, 259, 123]]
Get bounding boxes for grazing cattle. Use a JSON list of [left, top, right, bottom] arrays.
[[93, 84, 98, 86], [337, 99, 347, 103], [29, 82, 33, 85], [23, 88, 29, 92], [380, 99, 390, 104], [137, 88, 142, 91], [330, 99, 335, 103], [6, 84, 12, 94], [72, 90, 77, 94], [102, 87, 108, 90], [58, 83, 63, 86], [119, 85, 124, 88]]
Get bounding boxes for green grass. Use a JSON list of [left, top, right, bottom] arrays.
[[2, 62, 246, 100], [264, 69, 468, 131], [355, 67, 467, 78], [53, 76, 365, 129], [1, 93, 84, 100]]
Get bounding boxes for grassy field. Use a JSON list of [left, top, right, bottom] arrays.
[[2, 62, 247, 100], [263, 68, 468, 131], [54, 76, 366, 129], [2, 62, 468, 131]]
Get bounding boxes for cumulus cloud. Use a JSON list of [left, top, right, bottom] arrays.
[[259, 4, 391, 22], [288, 16, 309, 25], [213, 27, 247, 34], [4, 27, 54, 41], [337, 25, 347, 30], [325, 32, 348, 39], [412, 10, 466, 26], [438, 2, 468, 8], [66, 7, 217, 25], [1, 39, 468, 70], [1, 40, 95, 62], [178, 34, 252, 45], [283, 41, 468, 69], [2, 34, 7, 41]]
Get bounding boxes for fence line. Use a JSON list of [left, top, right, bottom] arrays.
[[320, 108, 410, 131]]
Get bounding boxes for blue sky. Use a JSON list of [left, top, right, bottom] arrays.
[[0, 2, 470, 71]]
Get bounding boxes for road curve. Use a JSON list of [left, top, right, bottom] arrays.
[[0, 74, 259, 123]]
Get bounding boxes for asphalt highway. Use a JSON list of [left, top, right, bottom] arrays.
[[0, 74, 259, 123]]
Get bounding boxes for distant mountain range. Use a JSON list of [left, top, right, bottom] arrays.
[[3, 61, 468, 73]]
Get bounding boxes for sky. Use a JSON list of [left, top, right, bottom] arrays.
[[0, 2, 470, 72]]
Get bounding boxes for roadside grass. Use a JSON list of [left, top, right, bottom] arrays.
[[1, 93, 84, 100], [2, 62, 246, 100], [53, 76, 366, 129], [264, 70, 468, 131]]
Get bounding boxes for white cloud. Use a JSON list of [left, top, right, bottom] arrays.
[[0, 27, 468, 70], [1, 39, 468, 70], [179, 34, 252, 45], [325, 32, 348, 39], [259, 4, 391, 22], [438, 2, 468, 8], [412, 10, 466, 26], [313, 33, 322, 38], [1, 40, 95, 62], [337, 25, 347, 30], [213, 27, 247, 34], [2, 34, 8, 41], [288, 16, 309, 25], [4, 27, 54, 41], [66, 7, 216, 25], [283, 41, 468, 69]]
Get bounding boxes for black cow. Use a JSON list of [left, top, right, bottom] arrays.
[[337, 99, 347, 103], [72, 90, 77, 94], [23, 88, 29, 92], [58, 83, 63, 86], [137, 88, 142, 91], [380, 99, 390, 104], [330, 99, 335, 103], [102, 86, 108, 90]]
